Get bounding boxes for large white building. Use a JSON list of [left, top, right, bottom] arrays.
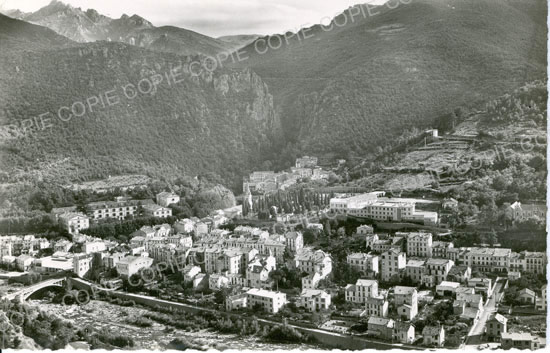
[[116, 256, 154, 278], [246, 288, 287, 314], [330, 192, 438, 225], [87, 198, 155, 220]]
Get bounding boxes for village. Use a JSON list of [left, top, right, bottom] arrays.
[[0, 156, 547, 350]]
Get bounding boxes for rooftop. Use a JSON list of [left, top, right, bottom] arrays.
[[394, 286, 416, 295], [501, 332, 537, 341]]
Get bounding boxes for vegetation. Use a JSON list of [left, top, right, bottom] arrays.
[[233, 0, 546, 160], [1, 18, 280, 192], [0, 176, 235, 237], [0, 299, 135, 350], [245, 188, 331, 218]]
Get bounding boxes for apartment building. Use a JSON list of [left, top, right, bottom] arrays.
[[394, 286, 418, 320], [298, 289, 331, 312], [58, 212, 89, 236], [365, 296, 389, 317], [404, 232, 433, 258], [246, 288, 287, 314], [405, 259, 426, 284], [283, 231, 304, 253], [422, 258, 454, 287], [87, 198, 155, 220], [246, 254, 276, 289], [295, 248, 332, 278], [345, 279, 379, 303], [347, 253, 379, 276], [380, 249, 406, 282], [487, 313, 508, 341], [432, 241, 454, 259], [73, 253, 93, 277]]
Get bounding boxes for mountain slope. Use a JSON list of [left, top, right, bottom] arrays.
[[0, 12, 74, 52], [2, 0, 234, 56], [0, 16, 279, 190], [232, 0, 547, 157], [218, 34, 260, 52]]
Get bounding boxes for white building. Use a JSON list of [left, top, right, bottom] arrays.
[[246, 288, 287, 314], [35, 253, 74, 273], [209, 273, 230, 290], [405, 259, 426, 284], [284, 231, 304, 253], [156, 192, 180, 207], [509, 202, 546, 222], [299, 289, 331, 312], [116, 256, 154, 278], [295, 248, 332, 278], [58, 212, 89, 236], [83, 241, 106, 254], [347, 253, 379, 276], [404, 232, 433, 258], [143, 204, 172, 218], [16, 254, 33, 271], [422, 258, 454, 287], [73, 253, 93, 278], [366, 296, 389, 317], [380, 249, 406, 282], [436, 281, 461, 296], [87, 198, 155, 220], [394, 286, 418, 321], [536, 285, 547, 312], [246, 254, 276, 289], [345, 279, 379, 303]]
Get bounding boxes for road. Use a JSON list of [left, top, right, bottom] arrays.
[[465, 280, 505, 347]]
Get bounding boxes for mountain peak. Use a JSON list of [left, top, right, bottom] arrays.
[[127, 14, 153, 27], [44, 0, 74, 11]]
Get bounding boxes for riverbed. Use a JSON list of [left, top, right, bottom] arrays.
[[28, 299, 321, 351]]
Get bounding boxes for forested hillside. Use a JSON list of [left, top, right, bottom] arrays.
[[0, 15, 280, 191], [233, 0, 547, 159]]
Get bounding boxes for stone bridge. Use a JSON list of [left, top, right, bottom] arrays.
[[3, 278, 65, 302]]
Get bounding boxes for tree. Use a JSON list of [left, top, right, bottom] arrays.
[[324, 220, 332, 237], [487, 229, 499, 246]]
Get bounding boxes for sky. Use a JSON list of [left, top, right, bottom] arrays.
[[0, 0, 389, 37]]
